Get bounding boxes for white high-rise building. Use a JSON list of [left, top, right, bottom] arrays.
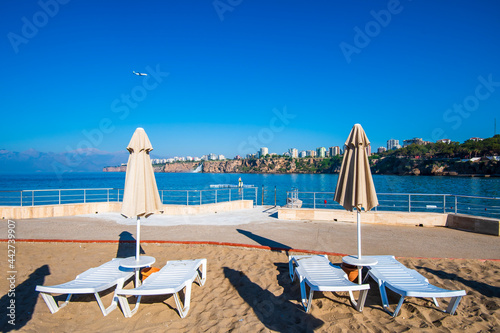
[[259, 147, 268, 158], [299, 151, 307, 158], [329, 146, 341, 156], [317, 147, 326, 158], [387, 139, 400, 150], [289, 148, 298, 158]]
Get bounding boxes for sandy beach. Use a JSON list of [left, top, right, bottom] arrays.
[[0, 241, 498, 332], [1, 208, 499, 332]]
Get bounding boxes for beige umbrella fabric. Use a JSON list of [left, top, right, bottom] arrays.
[[334, 123, 378, 213], [334, 124, 378, 281], [121, 128, 163, 260]]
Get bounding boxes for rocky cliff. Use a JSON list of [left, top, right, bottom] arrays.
[[103, 157, 500, 176], [103, 165, 127, 172], [162, 162, 199, 173], [371, 157, 500, 176], [202, 158, 341, 174], [103, 165, 172, 172]]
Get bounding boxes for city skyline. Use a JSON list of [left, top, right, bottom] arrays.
[[150, 133, 489, 161], [2, 1, 500, 166]]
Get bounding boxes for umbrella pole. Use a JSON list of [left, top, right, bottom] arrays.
[[136, 216, 141, 260], [357, 209, 362, 284]]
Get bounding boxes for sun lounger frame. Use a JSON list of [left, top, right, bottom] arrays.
[[116, 258, 207, 318], [289, 255, 370, 313], [35, 258, 135, 316], [365, 255, 466, 317]]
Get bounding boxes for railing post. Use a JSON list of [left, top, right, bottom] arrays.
[[31, 190, 34, 206], [241, 188, 244, 201], [455, 196, 457, 214], [187, 191, 189, 206], [408, 194, 411, 212], [255, 187, 257, 206], [313, 192, 316, 209], [107, 189, 110, 202], [59, 190, 61, 205], [274, 186, 276, 206], [443, 195, 446, 214], [84, 189, 86, 203], [117, 189, 120, 202]]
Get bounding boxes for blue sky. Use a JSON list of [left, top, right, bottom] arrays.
[[2, 0, 500, 159]]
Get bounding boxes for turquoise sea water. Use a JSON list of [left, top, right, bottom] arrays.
[[0, 172, 498, 216], [0, 172, 498, 198]]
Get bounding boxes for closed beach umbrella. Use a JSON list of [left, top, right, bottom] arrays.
[[334, 124, 378, 279], [121, 128, 163, 260]]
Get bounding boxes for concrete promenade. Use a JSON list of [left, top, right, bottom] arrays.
[[2, 206, 499, 260]]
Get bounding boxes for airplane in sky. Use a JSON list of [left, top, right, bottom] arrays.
[[132, 71, 147, 76]]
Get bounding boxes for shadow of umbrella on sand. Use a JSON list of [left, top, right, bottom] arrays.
[[116, 231, 145, 258], [121, 128, 163, 260], [334, 124, 378, 282]]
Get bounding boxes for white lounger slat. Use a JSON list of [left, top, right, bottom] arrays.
[[35, 258, 135, 316], [365, 255, 466, 317], [116, 259, 207, 318], [289, 255, 370, 313]]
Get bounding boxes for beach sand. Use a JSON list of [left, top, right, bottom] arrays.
[[1, 241, 499, 332]]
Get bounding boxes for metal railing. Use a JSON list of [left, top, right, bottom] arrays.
[[158, 188, 258, 206], [285, 191, 500, 219], [0, 188, 121, 206], [0, 187, 258, 207]]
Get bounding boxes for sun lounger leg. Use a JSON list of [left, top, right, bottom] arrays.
[[392, 296, 406, 317], [94, 292, 119, 316], [288, 257, 295, 281], [348, 289, 369, 312], [299, 277, 314, 313], [195, 260, 207, 286], [173, 283, 192, 318], [446, 296, 463, 315], [432, 297, 439, 307], [117, 295, 142, 318], [379, 283, 390, 309], [39, 293, 72, 314], [95, 277, 131, 316]]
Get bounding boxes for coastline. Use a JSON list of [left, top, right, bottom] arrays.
[[103, 157, 500, 177]]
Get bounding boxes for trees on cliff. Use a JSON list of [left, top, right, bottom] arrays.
[[379, 135, 500, 159]]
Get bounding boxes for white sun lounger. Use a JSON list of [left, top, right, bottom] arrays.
[[365, 255, 466, 317], [289, 255, 370, 313], [35, 258, 135, 316], [116, 258, 207, 318]]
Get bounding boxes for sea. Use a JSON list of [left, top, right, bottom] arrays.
[[0, 172, 498, 204]]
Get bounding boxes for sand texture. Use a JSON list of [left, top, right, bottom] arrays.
[[1, 242, 499, 332]]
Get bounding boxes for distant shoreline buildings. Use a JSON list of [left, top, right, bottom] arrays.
[[152, 136, 486, 165]]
